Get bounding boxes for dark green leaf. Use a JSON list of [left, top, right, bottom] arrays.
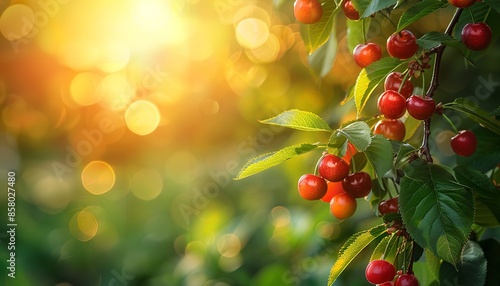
[[400, 159, 474, 267], [416, 32, 458, 50], [397, 0, 448, 32], [352, 152, 368, 172], [361, 0, 397, 18], [439, 241, 487, 286], [443, 98, 500, 135], [364, 135, 394, 179], [354, 57, 405, 115], [337, 121, 372, 151], [235, 143, 320, 180], [259, 109, 332, 132], [457, 127, 500, 173], [301, 1, 339, 54], [309, 27, 338, 78], [489, 105, 500, 116], [347, 18, 371, 52], [391, 141, 417, 167], [479, 239, 500, 286], [484, 0, 500, 14], [328, 224, 387, 285]]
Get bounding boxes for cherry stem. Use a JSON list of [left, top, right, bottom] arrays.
[[419, 8, 463, 163], [380, 11, 398, 29], [407, 240, 415, 275], [442, 113, 459, 134], [398, 71, 411, 94], [468, 7, 476, 23], [362, 18, 367, 44], [421, 71, 426, 97], [483, 7, 492, 23]]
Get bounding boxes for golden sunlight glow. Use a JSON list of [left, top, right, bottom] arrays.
[[69, 210, 99, 242], [62, 39, 100, 71], [217, 234, 242, 258], [97, 74, 133, 111], [96, 41, 131, 73], [131, 168, 163, 200], [0, 4, 34, 41], [125, 100, 161, 135], [235, 18, 269, 49], [70, 72, 103, 106], [82, 161, 116, 195], [131, 0, 169, 30]]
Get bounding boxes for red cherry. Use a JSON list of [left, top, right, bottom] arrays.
[[378, 197, 399, 215], [342, 142, 357, 165], [374, 119, 406, 141], [395, 274, 419, 286], [461, 22, 492, 51], [353, 43, 382, 68], [377, 282, 394, 286], [378, 90, 407, 119], [384, 72, 414, 99], [406, 95, 436, 120], [294, 0, 323, 24], [365, 260, 397, 284], [342, 0, 360, 20], [330, 192, 357, 219], [342, 172, 372, 198], [318, 154, 350, 182], [321, 181, 345, 202], [386, 30, 419, 60], [297, 174, 328, 200], [448, 0, 475, 8], [450, 130, 477, 157]]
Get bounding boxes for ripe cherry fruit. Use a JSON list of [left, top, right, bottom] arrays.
[[342, 0, 360, 20], [384, 72, 414, 99], [450, 130, 477, 157], [365, 260, 397, 285], [294, 0, 323, 24], [461, 22, 492, 51], [374, 119, 406, 141], [353, 43, 382, 68], [378, 197, 399, 215], [298, 174, 328, 200], [448, 0, 475, 8], [378, 282, 394, 286], [378, 90, 407, 119], [395, 274, 419, 286], [321, 181, 345, 202], [330, 192, 357, 219], [318, 154, 350, 182], [406, 95, 436, 120], [387, 30, 419, 60], [342, 172, 372, 198]]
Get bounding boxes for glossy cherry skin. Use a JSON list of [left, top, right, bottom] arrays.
[[374, 119, 406, 141], [342, 0, 360, 20], [318, 154, 350, 182], [365, 260, 397, 284], [448, 0, 475, 8], [294, 0, 323, 24], [384, 72, 414, 99], [330, 192, 357, 219], [321, 181, 346, 202], [378, 282, 394, 286], [342, 172, 372, 198], [386, 30, 419, 60], [353, 43, 382, 68], [406, 95, 436, 120], [298, 174, 328, 200], [395, 274, 419, 286], [461, 22, 492, 51], [378, 90, 407, 119], [451, 130, 477, 157], [378, 197, 399, 215]]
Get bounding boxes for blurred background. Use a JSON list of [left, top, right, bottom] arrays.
[[0, 0, 498, 285]]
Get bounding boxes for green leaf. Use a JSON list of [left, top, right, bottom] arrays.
[[439, 241, 487, 286], [347, 18, 371, 53], [301, 1, 339, 54], [416, 32, 458, 50], [235, 143, 320, 180], [479, 239, 500, 286], [403, 115, 423, 141], [391, 141, 417, 167], [328, 224, 387, 285], [454, 3, 491, 40], [399, 159, 474, 267], [454, 165, 500, 224], [397, 0, 448, 32], [457, 127, 500, 172], [350, 0, 371, 17], [354, 57, 405, 116], [484, 0, 500, 14], [309, 27, 338, 78], [259, 109, 332, 132], [443, 98, 500, 135], [361, 0, 397, 18], [336, 121, 372, 151], [370, 235, 391, 261], [364, 135, 394, 179]]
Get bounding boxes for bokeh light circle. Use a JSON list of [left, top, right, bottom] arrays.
[[81, 161, 116, 195], [125, 100, 161, 135], [131, 168, 163, 200], [0, 4, 35, 41], [69, 210, 99, 242], [70, 72, 103, 106], [235, 18, 269, 49]]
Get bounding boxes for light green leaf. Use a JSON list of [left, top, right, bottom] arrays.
[[337, 121, 372, 151], [301, 1, 339, 54], [347, 18, 371, 53], [309, 27, 338, 78], [361, 0, 397, 18], [400, 159, 474, 267], [364, 135, 394, 179], [259, 109, 332, 132], [439, 241, 487, 286], [416, 32, 458, 50], [354, 57, 405, 116], [443, 98, 500, 135], [397, 0, 448, 32], [235, 143, 320, 180], [328, 224, 387, 285]]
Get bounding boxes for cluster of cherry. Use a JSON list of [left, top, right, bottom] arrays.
[[366, 259, 419, 286]]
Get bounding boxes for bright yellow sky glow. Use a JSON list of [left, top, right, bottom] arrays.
[[0, 4, 34, 40]]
